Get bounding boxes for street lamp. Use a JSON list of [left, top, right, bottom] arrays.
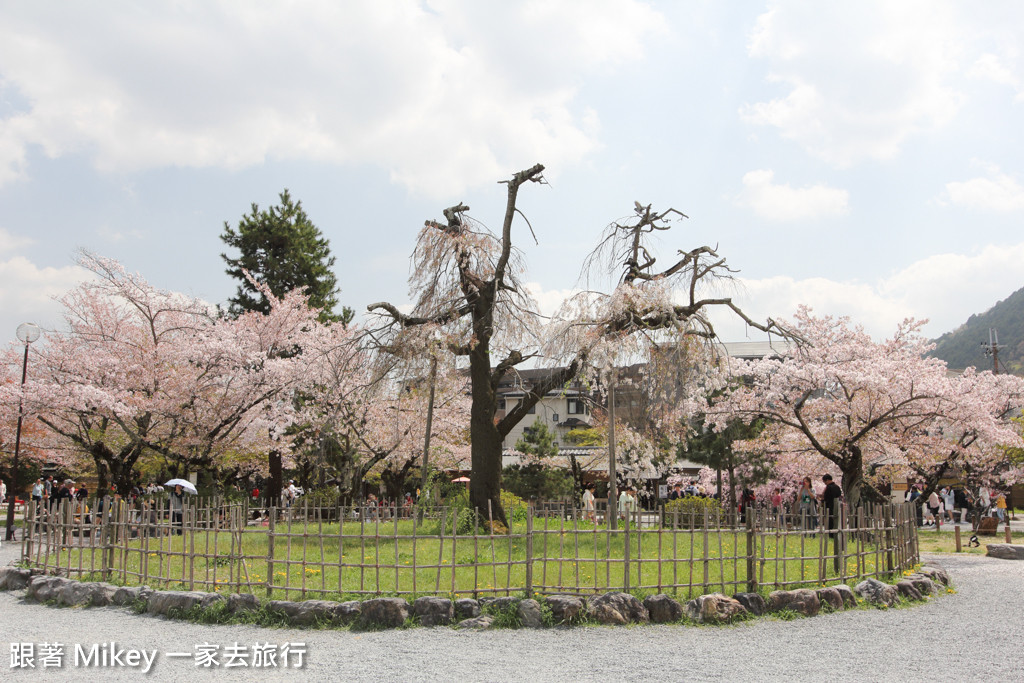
[[5, 322, 40, 541]]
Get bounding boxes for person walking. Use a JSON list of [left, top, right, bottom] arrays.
[[941, 487, 955, 523], [821, 474, 843, 572], [797, 477, 816, 531], [582, 484, 596, 523], [926, 490, 940, 526], [994, 492, 1007, 522], [169, 484, 185, 535]]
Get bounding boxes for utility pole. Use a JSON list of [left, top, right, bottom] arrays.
[[981, 328, 1004, 375]]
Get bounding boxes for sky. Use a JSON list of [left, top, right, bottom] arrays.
[[1, 0, 1023, 350]]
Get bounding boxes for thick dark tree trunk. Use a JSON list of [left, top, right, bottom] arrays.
[[268, 451, 282, 504], [727, 456, 737, 518], [837, 447, 884, 509], [468, 342, 507, 526]]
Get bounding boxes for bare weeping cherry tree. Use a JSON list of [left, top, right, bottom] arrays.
[[370, 164, 789, 526]]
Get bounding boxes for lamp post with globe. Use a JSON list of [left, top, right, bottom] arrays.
[[5, 322, 40, 541]]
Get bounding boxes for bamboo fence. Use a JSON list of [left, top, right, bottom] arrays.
[[20, 497, 920, 600]]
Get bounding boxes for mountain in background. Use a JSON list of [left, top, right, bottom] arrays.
[[929, 286, 1024, 375]]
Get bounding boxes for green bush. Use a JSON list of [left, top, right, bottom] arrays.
[[439, 489, 527, 535], [663, 496, 722, 528]]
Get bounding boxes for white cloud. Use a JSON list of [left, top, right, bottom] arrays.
[[736, 169, 848, 221], [741, 1, 964, 166], [0, 1, 664, 197], [969, 52, 1024, 101], [0, 256, 90, 337], [526, 242, 1024, 345], [943, 164, 1024, 211], [709, 243, 1024, 342], [0, 227, 33, 252]]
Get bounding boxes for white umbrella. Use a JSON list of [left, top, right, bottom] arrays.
[[164, 479, 198, 495]]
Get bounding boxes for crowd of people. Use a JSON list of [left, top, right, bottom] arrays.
[[904, 482, 1011, 527]]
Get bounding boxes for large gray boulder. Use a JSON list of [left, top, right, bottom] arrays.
[[545, 595, 585, 624], [517, 598, 544, 628], [896, 581, 924, 601], [0, 567, 31, 591], [359, 597, 410, 629], [456, 614, 495, 630], [816, 587, 845, 611], [643, 594, 683, 623], [767, 589, 821, 617], [685, 593, 748, 624], [267, 599, 360, 626], [853, 578, 898, 607], [226, 592, 260, 614], [58, 581, 117, 607], [147, 590, 223, 615], [985, 544, 1024, 560], [733, 592, 767, 616], [454, 598, 480, 620], [833, 584, 857, 608], [27, 576, 73, 602], [111, 585, 152, 607], [902, 574, 939, 596], [917, 563, 950, 586], [413, 596, 454, 626], [479, 596, 520, 612], [586, 592, 649, 625]]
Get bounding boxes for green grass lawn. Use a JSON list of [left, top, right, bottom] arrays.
[[25, 512, 917, 601], [915, 527, 1023, 555]]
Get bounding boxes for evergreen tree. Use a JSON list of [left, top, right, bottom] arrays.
[[221, 189, 352, 324]]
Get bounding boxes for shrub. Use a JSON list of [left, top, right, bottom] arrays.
[[663, 496, 722, 528]]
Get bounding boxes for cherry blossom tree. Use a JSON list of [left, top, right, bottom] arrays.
[[15, 253, 320, 494], [370, 165, 788, 524], [295, 323, 470, 502], [898, 368, 1024, 496], [711, 307, 1024, 507]]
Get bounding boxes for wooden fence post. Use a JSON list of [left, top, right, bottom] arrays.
[[266, 505, 276, 598], [101, 497, 112, 581], [23, 500, 34, 561], [525, 513, 534, 597], [745, 506, 756, 593], [623, 511, 631, 592]]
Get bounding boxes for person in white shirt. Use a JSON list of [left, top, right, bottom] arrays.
[[582, 484, 596, 523]]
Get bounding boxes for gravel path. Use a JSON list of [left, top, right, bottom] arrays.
[[1, 537, 1021, 682]]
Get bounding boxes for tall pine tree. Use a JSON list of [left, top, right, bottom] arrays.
[[221, 189, 352, 324]]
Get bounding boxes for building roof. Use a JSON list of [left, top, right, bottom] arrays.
[[714, 340, 795, 360]]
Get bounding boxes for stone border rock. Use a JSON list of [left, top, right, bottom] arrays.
[[985, 544, 1024, 560], [0, 561, 950, 631]]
